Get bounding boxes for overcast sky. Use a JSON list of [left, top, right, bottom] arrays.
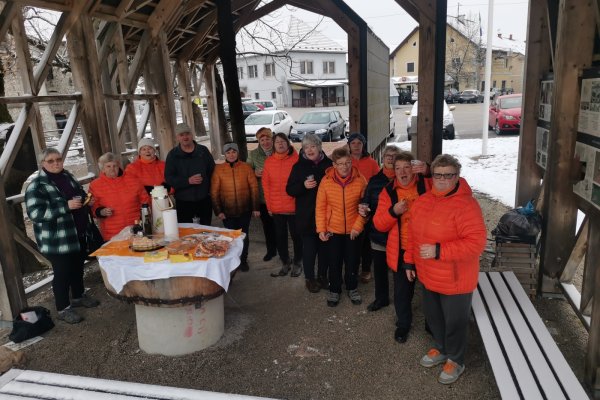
[[286, 0, 530, 52]]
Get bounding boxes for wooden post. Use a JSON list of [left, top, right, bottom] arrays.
[[584, 217, 600, 392], [175, 59, 195, 128], [539, 0, 594, 283], [416, 15, 435, 163], [515, 0, 551, 207], [204, 64, 221, 159]]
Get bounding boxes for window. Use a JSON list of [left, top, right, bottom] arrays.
[[248, 65, 258, 78], [264, 63, 275, 77], [323, 61, 335, 74], [255, 93, 259, 99], [300, 61, 313, 74], [501, 80, 506, 89], [407, 62, 415, 73], [271, 91, 276, 99], [452, 57, 461, 68], [237, 67, 244, 80]]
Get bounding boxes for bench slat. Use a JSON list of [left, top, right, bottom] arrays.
[[504, 272, 589, 400], [472, 289, 521, 400], [478, 273, 544, 400], [489, 272, 566, 400]]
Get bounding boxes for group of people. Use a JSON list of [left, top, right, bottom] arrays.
[[25, 120, 486, 385]]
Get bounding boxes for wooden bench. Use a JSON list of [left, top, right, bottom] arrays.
[[472, 271, 588, 399]]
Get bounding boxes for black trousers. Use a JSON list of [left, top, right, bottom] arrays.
[[44, 240, 86, 311], [259, 203, 277, 255], [301, 232, 328, 281], [176, 197, 212, 225], [423, 288, 473, 365], [222, 212, 251, 262], [393, 251, 416, 332], [372, 248, 390, 304], [328, 233, 359, 293], [272, 214, 302, 264], [358, 232, 372, 273]]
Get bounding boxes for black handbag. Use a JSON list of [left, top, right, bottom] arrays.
[[9, 306, 54, 343], [84, 213, 105, 256]]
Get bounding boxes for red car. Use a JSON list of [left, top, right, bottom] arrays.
[[489, 94, 522, 134]]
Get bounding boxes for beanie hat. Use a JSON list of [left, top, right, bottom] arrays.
[[347, 132, 366, 146], [175, 122, 192, 135], [137, 138, 156, 152], [223, 142, 239, 153], [256, 127, 273, 140]]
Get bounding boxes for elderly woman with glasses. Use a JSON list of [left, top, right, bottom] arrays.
[[316, 147, 367, 307], [90, 152, 150, 241], [25, 148, 100, 324], [286, 134, 332, 293], [403, 154, 486, 385]]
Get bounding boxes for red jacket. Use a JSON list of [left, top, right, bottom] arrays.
[[90, 173, 150, 240], [124, 157, 166, 189], [315, 166, 367, 234], [373, 176, 430, 272], [262, 149, 299, 214], [404, 178, 487, 295], [352, 156, 379, 182]]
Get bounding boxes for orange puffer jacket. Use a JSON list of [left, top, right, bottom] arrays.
[[210, 161, 259, 217], [124, 157, 166, 188], [373, 176, 430, 272], [404, 178, 487, 295], [352, 156, 380, 182], [316, 166, 367, 234], [262, 149, 298, 214], [90, 173, 151, 240]]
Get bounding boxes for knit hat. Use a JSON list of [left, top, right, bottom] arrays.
[[347, 132, 366, 146], [223, 142, 239, 153], [256, 127, 273, 140], [137, 138, 156, 152], [175, 122, 192, 135]]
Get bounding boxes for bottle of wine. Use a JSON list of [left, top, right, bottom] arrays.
[[131, 220, 143, 235], [141, 203, 152, 236]]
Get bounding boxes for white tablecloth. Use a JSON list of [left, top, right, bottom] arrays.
[[97, 224, 244, 294]]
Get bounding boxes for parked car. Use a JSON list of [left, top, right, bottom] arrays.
[[247, 99, 277, 111], [410, 90, 419, 104], [344, 106, 395, 138], [244, 110, 294, 142], [405, 101, 456, 140], [489, 93, 522, 135], [290, 110, 346, 142], [224, 102, 260, 131], [397, 88, 412, 105], [457, 89, 484, 103], [444, 88, 459, 104]]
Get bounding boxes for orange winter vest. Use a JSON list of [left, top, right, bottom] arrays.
[[262, 149, 299, 214], [404, 178, 487, 295]]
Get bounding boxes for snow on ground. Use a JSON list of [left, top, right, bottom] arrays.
[[397, 137, 519, 207]]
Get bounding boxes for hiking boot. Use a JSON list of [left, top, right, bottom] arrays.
[[270, 262, 290, 277], [420, 348, 448, 368], [327, 291, 340, 307], [438, 359, 465, 384], [359, 271, 372, 283], [57, 308, 83, 324], [290, 261, 302, 277], [348, 289, 362, 305], [305, 279, 320, 293], [71, 294, 99, 308]]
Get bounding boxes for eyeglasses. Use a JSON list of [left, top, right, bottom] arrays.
[[335, 161, 352, 167], [432, 172, 457, 179], [383, 154, 395, 159], [44, 157, 63, 164]]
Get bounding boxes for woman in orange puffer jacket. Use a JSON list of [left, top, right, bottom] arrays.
[[90, 153, 150, 240], [403, 154, 486, 385], [210, 142, 259, 271], [316, 147, 367, 307], [124, 138, 168, 194], [262, 133, 302, 277]]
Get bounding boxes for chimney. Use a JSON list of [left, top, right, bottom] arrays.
[[497, 33, 502, 39], [509, 34, 513, 40]]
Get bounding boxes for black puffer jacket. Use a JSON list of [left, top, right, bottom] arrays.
[[164, 142, 215, 202], [362, 169, 394, 246], [286, 152, 332, 235]]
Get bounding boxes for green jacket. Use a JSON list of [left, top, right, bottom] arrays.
[[247, 146, 272, 204], [25, 170, 82, 254]]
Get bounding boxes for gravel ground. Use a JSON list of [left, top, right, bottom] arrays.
[[0, 193, 590, 399]]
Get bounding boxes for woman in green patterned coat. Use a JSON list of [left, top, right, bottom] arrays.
[[25, 148, 99, 324]]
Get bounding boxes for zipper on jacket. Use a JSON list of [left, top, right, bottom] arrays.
[[342, 186, 347, 234], [231, 163, 238, 212]]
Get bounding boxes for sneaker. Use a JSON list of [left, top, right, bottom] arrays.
[[327, 291, 340, 307], [438, 360, 465, 384], [57, 308, 83, 324], [71, 294, 100, 308], [359, 271, 372, 283], [420, 348, 448, 368], [290, 261, 302, 277], [305, 279, 320, 293], [348, 289, 362, 305]]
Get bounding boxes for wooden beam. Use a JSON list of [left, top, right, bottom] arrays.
[[515, 0, 551, 207], [539, 0, 595, 279], [56, 102, 83, 159], [204, 64, 221, 159], [393, 0, 419, 21], [584, 218, 600, 391], [177, 10, 216, 62], [415, 15, 435, 162], [174, 59, 195, 127], [0, 1, 18, 44], [560, 217, 588, 283], [0, 94, 82, 104], [0, 106, 35, 177], [237, 0, 285, 26]]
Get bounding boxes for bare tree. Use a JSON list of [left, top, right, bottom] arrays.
[[445, 13, 483, 91]]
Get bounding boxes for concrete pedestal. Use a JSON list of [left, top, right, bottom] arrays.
[[135, 295, 224, 356]]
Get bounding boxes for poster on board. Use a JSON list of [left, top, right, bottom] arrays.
[[536, 80, 553, 169]]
